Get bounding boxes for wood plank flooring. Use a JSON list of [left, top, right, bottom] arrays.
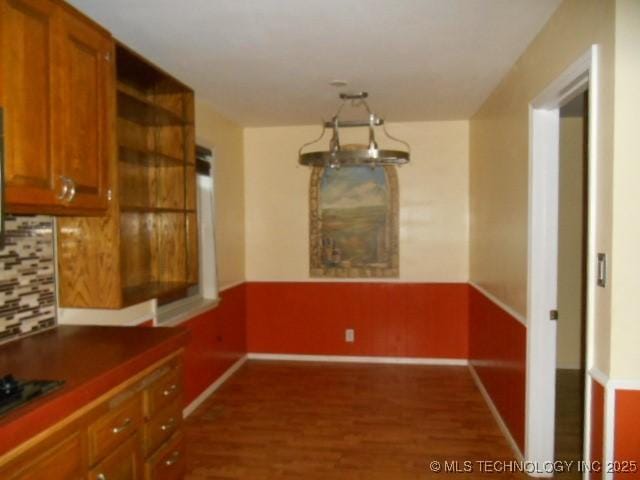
[[554, 369, 585, 480], [184, 361, 527, 479], [555, 369, 584, 462]]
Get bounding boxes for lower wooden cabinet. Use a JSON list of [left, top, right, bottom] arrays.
[[89, 436, 142, 480], [143, 401, 182, 457], [88, 393, 144, 465], [0, 352, 185, 480], [144, 432, 185, 480], [145, 367, 182, 418], [2, 432, 85, 480]]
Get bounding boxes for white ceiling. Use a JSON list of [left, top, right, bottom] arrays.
[[69, 0, 561, 127]]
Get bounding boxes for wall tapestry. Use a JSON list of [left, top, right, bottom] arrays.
[[310, 163, 399, 278]]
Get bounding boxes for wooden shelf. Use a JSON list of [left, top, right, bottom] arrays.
[[122, 282, 190, 307], [116, 44, 189, 94], [119, 145, 184, 167], [117, 89, 187, 126], [56, 42, 198, 310], [120, 206, 195, 214]]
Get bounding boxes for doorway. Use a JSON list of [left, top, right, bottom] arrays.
[[554, 91, 589, 474], [526, 46, 599, 474]]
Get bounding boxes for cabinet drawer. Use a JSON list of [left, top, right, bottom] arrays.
[[143, 400, 182, 457], [89, 435, 141, 480], [88, 393, 143, 465], [145, 367, 182, 418], [144, 432, 184, 480], [3, 432, 84, 480]]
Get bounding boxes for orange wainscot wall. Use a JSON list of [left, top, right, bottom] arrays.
[[591, 379, 605, 479], [182, 284, 247, 405], [614, 389, 640, 479], [469, 285, 527, 453], [180, 281, 528, 457], [177, 280, 639, 470], [245, 282, 469, 359]]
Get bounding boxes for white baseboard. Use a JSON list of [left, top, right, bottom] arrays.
[[588, 367, 640, 480], [247, 352, 468, 366], [183, 355, 247, 418], [468, 364, 525, 464]]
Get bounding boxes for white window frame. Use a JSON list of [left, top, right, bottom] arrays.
[[156, 146, 219, 324]]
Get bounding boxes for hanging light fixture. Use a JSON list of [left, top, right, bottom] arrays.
[[298, 92, 410, 168]]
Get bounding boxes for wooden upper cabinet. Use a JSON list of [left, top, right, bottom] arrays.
[[55, 8, 112, 211], [57, 44, 198, 309], [0, 0, 60, 209], [0, 0, 112, 215]]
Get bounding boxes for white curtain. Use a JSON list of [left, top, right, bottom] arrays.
[[197, 152, 219, 300]]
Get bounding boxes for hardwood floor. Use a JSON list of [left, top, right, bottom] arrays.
[[554, 369, 585, 480], [184, 361, 527, 479]]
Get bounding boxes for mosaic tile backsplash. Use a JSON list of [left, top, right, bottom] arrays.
[[0, 215, 56, 342]]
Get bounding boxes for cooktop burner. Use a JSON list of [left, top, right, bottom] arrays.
[[0, 374, 64, 417]]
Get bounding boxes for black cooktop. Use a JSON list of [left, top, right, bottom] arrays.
[[0, 374, 64, 417]]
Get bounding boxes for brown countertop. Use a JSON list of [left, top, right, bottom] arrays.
[[0, 325, 189, 457]]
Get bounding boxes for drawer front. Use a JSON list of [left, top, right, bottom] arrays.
[[89, 435, 141, 480], [143, 401, 183, 457], [145, 367, 182, 418], [88, 393, 143, 465], [145, 432, 184, 480], [4, 432, 84, 480]]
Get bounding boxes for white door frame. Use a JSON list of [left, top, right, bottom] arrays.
[[526, 45, 599, 476]]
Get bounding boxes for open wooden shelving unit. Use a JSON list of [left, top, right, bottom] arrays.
[[57, 43, 198, 309]]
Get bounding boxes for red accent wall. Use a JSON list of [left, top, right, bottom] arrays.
[[469, 286, 526, 452], [590, 379, 604, 480], [178, 280, 637, 473], [614, 389, 640, 478], [246, 282, 469, 359], [182, 284, 247, 405]]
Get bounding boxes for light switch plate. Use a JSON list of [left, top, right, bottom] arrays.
[[597, 253, 607, 287]]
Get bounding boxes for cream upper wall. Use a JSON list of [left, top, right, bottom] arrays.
[[244, 121, 469, 282], [469, 0, 615, 373], [556, 116, 585, 370], [610, 0, 640, 379], [195, 100, 246, 290]]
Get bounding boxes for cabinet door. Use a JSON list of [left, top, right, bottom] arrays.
[[2, 432, 85, 480], [144, 432, 185, 480], [0, 0, 64, 210], [89, 435, 142, 480], [56, 9, 112, 211]]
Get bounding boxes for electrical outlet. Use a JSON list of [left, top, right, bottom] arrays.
[[345, 328, 355, 343]]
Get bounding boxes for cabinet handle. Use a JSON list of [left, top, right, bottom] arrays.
[[162, 384, 178, 397], [67, 177, 76, 202], [96, 474, 107, 480], [160, 417, 176, 432], [164, 450, 180, 467], [111, 417, 132, 434], [57, 176, 69, 200]]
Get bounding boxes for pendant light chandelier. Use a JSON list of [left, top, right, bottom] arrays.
[[298, 92, 410, 168]]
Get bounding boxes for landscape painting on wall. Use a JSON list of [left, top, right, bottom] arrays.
[[310, 165, 399, 278]]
